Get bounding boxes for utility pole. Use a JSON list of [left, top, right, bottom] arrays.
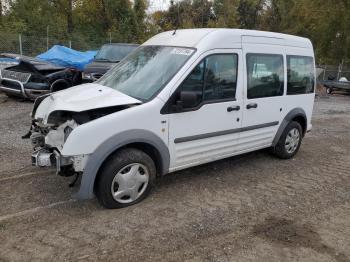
[[19, 34, 23, 55]]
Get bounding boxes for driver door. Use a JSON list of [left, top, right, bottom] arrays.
[[166, 49, 244, 171]]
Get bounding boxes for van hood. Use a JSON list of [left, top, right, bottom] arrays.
[[33, 83, 141, 123]]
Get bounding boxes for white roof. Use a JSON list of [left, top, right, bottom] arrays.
[[143, 28, 313, 50]]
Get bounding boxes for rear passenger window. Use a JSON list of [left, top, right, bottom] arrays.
[[287, 56, 315, 94], [180, 54, 238, 106], [247, 54, 284, 99]]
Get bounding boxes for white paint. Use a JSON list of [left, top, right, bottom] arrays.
[[32, 29, 315, 174], [45, 119, 78, 151], [35, 83, 141, 124]]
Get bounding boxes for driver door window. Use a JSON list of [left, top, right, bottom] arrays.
[[179, 54, 238, 109]]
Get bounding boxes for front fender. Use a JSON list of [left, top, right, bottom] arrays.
[[74, 129, 170, 200]]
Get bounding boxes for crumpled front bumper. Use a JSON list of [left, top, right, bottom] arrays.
[[31, 147, 89, 176], [31, 148, 62, 173]]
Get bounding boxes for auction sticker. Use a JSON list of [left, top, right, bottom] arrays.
[[171, 48, 194, 56]]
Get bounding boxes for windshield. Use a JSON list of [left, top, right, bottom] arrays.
[[95, 44, 138, 62], [97, 46, 195, 101]]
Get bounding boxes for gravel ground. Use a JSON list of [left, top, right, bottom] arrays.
[[0, 92, 349, 262]]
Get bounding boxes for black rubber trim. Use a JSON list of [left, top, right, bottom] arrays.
[[174, 121, 279, 144], [271, 107, 307, 146]]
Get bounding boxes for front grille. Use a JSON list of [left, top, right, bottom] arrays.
[[1, 69, 31, 83]]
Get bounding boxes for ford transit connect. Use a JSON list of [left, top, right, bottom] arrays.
[[29, 29, 315, 208]]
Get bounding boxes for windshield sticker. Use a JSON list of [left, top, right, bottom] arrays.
[[171, 48, 194, 56]]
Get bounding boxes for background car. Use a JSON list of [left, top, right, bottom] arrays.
[[0, 55, 82, 100], [0, 53, 20, 70], [82, 43, 139, 82]]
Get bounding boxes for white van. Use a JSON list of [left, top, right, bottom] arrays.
[[29, 29, 315, 208]]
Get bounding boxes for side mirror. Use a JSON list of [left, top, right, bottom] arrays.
[[176, 91, 198, 110]]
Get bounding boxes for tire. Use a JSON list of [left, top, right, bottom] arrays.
[[95, 148, 156, 209], [272, 121, 303, 159], [326, 87, 333, 94], [51, 80, 70, 92]]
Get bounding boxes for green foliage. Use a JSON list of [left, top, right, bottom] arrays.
[[0, 0, 349, 63], [237, 0, 263, 29], [153, 0, 350, 64], [134, 0, 147, 41]]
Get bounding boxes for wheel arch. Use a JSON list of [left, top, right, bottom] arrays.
[[74, 129, 170, 200], [272, 108, 307, 146]]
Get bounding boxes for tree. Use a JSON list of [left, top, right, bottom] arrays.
[[212, 0, 238, 27], [134, 0, 147, 41], [51, 0, 75, 34], [0, 0, 2, 24], [0, 0, 349, 64], [153, 0, 215, 31], [237, 0, 264, 29]]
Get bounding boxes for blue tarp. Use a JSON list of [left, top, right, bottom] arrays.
[[37, 45, 97, 70]]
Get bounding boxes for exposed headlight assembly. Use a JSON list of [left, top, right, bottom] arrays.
[[82, 72, 93, 80]]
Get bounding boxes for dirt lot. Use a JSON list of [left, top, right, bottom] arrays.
[[0, 92, 349, 262]]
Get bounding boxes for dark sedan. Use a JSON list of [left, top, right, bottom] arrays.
[[0, 54, 81, 100], [82, 43, 139, 82]]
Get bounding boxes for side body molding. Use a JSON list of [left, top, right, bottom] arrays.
[[272, 108, 307, 146], [74, 129, 170, 200]]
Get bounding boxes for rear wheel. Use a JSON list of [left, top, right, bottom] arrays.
[[95, 148, 156, 209], [272, 121, 303, 159], [326, 87, 333, 94]]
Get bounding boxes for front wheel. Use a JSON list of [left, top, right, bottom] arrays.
[[272, 121, 303, 159], [95, 148, 156, 209]]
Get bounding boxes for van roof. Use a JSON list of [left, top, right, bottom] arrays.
[[143, 28, 313, 49]]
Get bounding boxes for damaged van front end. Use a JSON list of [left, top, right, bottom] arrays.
[[28, 83, 141, 177], [30, 117, 83, 176]]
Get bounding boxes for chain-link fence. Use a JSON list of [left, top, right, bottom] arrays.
[[0, 32, 117, 56], [317, 61, 350, 81], [3, 31, 350, 83]]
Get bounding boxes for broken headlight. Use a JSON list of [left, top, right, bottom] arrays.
[[64, 126, 73, 142], [31, 133, 45, 148]]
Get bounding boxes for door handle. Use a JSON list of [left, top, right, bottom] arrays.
[[227, 106, 240, 112], [246, 103, 258, 109]]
